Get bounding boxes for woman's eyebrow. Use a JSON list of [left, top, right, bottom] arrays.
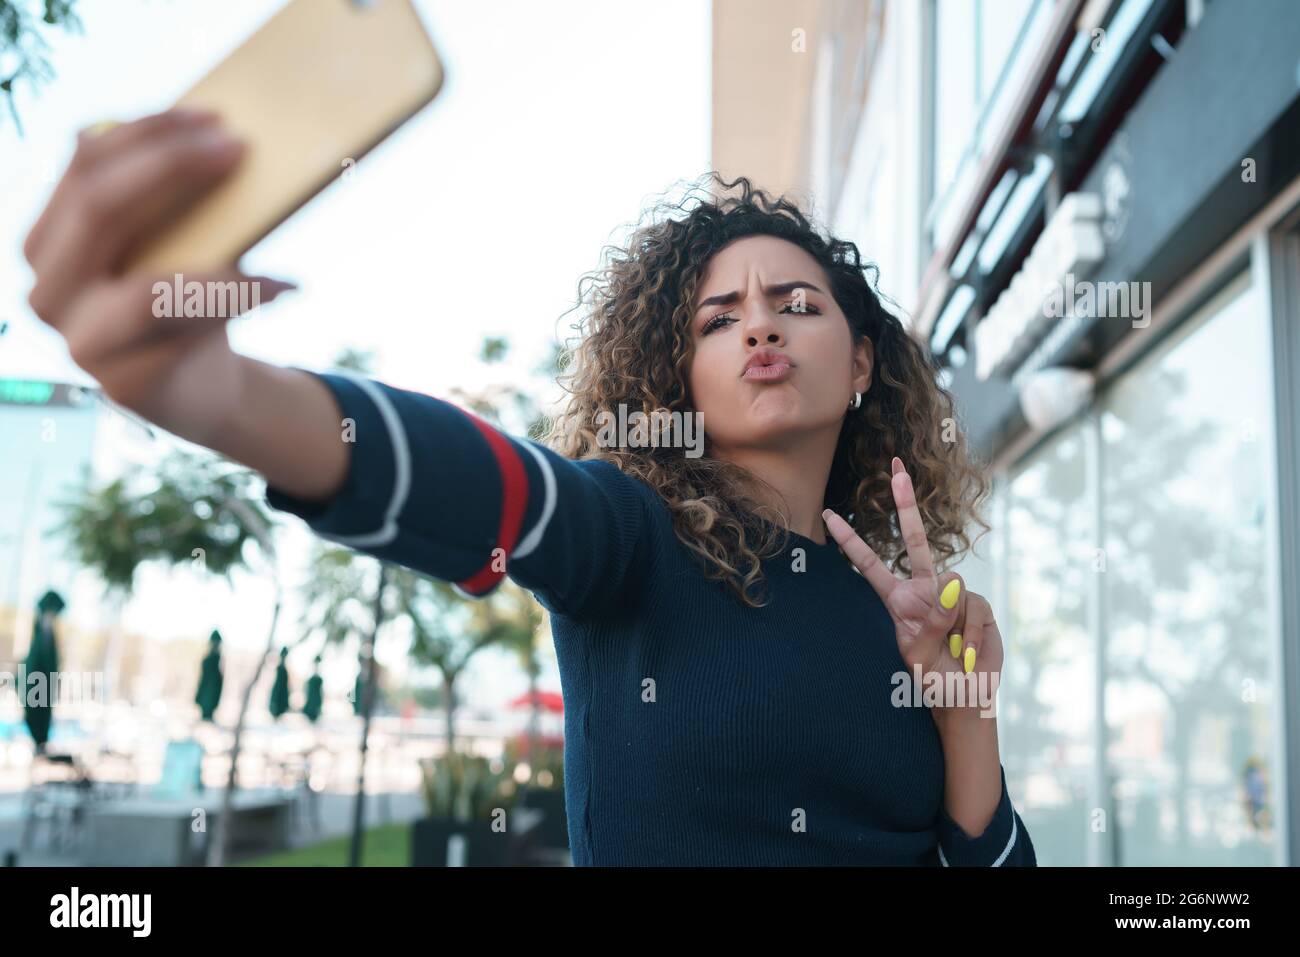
[[694, 280, 825, 312]]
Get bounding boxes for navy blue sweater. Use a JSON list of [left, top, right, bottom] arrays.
[[264, 371, 1037, 866]]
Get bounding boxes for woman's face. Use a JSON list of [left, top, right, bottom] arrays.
[[686, 235, 872, 454]]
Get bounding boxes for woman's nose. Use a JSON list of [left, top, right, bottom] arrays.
[[741, 304, 784, 346]]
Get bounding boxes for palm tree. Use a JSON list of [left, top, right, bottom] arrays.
[[55, 447, 280, 866], [296, 551, 540, 858], [55, 449, 269, 699], [391, 569, 537, 761]]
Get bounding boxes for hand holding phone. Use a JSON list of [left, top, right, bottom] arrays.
[[24, 110, 284, 433], [21, 0, 446, 497]]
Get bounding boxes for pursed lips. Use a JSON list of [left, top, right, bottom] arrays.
[[741, 349, 795, 381]]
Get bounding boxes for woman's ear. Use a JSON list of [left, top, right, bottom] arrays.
[[854, 336, 874, 396]]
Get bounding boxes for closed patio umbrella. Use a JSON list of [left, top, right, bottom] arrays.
[[268, 646, 291, 719], [302, 655, 323, 723], [195, 629, 224, 722], [23, 590, 65, 753]]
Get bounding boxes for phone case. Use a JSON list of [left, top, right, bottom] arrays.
[[125, 0, 445, 274]]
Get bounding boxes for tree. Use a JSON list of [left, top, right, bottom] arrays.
[[392, 569, 537, 762], [290, 346, 407, 865], [1, 0, 81, 132], [55, 446, 281, 866], [295, 542, 399, 866], [55, 449, 267, 704]]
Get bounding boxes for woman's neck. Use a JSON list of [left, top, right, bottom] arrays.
[[715, 435, 836, 545]]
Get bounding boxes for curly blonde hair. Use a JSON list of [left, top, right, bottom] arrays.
[[541, 172, 989, 608]]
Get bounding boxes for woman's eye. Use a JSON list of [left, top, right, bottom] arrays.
[[702, 313, 734, 334], [701, 302, 820, 334], [780, 301, 821, 315]]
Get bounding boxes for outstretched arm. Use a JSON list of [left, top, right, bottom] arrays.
[[261, 370, 652, 618], [22, 109, 650, 618]]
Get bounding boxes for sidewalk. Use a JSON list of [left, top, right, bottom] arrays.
[[0, 787, 427, 866]]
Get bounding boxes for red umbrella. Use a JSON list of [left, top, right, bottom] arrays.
[[507, 690, 564, 713]]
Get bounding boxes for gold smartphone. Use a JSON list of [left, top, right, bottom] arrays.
[[126, 0, 445, 274]]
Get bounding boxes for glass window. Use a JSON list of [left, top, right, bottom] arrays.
[[979, 0, 1036, 103], [934, 0, 978, 198], [977, 0, 1054, 154], [1099, 269, 1279, 865], [1001, 424, 1096, 867], [929, 0, 1050, 253], [1058, 0, 1158, 124]]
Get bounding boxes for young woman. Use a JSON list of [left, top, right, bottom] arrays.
[[23, 108, 1035, 866]]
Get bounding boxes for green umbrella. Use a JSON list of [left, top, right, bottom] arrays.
[[23, 590, 65, 753], [268, 646, 290, 719], [302, 655, 323, 723], [195, 630, 224, 722], [352, 666, 365, 717]]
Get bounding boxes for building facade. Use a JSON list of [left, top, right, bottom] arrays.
[[714, 0, 1300, 865], [0, 379, 159, 692]]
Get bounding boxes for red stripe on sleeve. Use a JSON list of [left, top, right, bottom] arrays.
[[456, 410, 529, 595]]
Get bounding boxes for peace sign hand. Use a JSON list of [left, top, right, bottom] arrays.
[[821, 457, 1004, 716]]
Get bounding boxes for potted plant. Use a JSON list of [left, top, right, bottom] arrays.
[[410, 753, 521, 866], [507, 734, 569, 853]]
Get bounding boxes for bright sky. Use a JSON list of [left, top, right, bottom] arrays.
[[0, 0, 711, 709]]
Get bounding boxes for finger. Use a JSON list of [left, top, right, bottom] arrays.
[[980, 619, 1003, 704], [945, 579, 970, 662], [890, 456, 936, 582], [28, 125, 247, 322], [822, 508, 898, 600], [965, 610, 1002, 714], [24, 108, 220, 265], [62, 270, 295, 369], [106, 122, 247, 267], [917, 571, 963, 648], [73, 108, 220, 171], [958, 593, 989, 676]]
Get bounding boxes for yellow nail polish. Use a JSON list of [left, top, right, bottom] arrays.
[[940, 579, 961, 609], [963, 646, 976, 674], [83, 119, 119, 137], [949, 634, 962, 658]]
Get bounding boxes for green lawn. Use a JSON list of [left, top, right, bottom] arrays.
[[236, 823, 412, 867]]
